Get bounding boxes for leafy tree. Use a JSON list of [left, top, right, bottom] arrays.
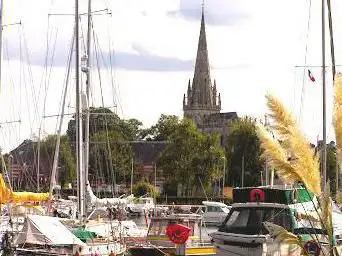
[[132, 180, 159, 197], [39, 135, 76, 188], [89, 131, 133, 185], [225, 117, 264, 187], [157, 119, 224, 196], [66, 107, 144, 144], [66, 107, 144, 186], [141, 115, 180, 141], [326, 143, 338, 194]]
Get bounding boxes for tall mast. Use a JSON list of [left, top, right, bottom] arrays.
[[75, 0, 84, 219], [83, 0, 92, 188], [321, 0, 327, 190]]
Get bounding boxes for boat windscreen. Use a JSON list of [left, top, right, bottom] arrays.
[[219, 207, 292, 235]]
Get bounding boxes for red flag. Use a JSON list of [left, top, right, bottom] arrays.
[[308, 70, 316, 82]]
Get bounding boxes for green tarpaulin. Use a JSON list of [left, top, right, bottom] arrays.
[[72, 229, 96, 242]]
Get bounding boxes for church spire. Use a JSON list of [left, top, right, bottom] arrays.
[[192, 5, 212, 106], [183, 3, 221, 121]]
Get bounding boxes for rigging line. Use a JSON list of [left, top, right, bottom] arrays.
[[21, 25, 40, 125], [93, 28, 116, 197], [3, 36, 17, 124], [40, 14, 52, 131], [299, 0, 312, 123], [50, 27, 75, 194], [106, 12, 119, 115], [43, 27, 59, 130], [105, 13, 122, 116], [19, 25, 22, 140], [39, 14, 51, 113], [79, 16, 87, 59], [54, 33, 76, 133]]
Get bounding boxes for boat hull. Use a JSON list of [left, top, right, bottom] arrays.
[[16, 248, 125, 256], [129, 246, 216, 256]]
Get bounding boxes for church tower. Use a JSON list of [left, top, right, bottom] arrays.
[[183, 8, 221, 126]]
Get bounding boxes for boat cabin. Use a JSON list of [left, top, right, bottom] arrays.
[[202, 201, 231, 225]]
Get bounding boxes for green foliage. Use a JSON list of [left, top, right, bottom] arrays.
[[66, 107, 144, 144], [132, 180, 159, 197], [141, 114, 180, 141], [39, 135, 76, 187], [326, 144, 338, 194], [66, 107, 144, 185], [157, 119, 224, 196], [225, 116, 264, 187], [89, 130, 133, 184]]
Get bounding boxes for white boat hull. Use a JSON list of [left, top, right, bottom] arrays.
[[211, 232, 304, 256]]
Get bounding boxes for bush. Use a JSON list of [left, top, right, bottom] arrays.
[[132, 180, 159, 197]]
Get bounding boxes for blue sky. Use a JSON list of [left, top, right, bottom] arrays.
[[0, 0, 341, 152]]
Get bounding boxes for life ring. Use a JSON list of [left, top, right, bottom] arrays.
[[249, 189, 265, 202], [304, 240, 321, 256], [166, 223, 191, 244]]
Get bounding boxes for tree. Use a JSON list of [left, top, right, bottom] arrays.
[[132, 180, 159, 197], [326, 142, 337, 194], [89, 131, 133, 185], [157, 119, 224, 196], [225, 117, 264, 187], [141, 114, 180, 141], [39, 135, 76, 188], [66, 107, 144, 144], [66, 107, 144, 186]]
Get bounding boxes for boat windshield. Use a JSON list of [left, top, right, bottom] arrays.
[[219, 207, 292, 235], [222, 206, 231, 213]]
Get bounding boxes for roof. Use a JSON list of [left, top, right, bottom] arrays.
[[15, 215, 85, 246], [132, 141, 167, 164], [9, 139, 36, 165]]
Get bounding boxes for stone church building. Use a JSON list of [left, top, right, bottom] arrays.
[[183, 11, 238, 145]]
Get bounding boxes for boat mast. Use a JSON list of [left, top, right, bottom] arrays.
[[75, 0, 84, 219], [321, 0, 327, 191], [83, 0, 92, 188]]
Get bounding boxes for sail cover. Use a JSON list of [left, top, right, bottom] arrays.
[[0, 174, 49, 204], [15, 215, 85, 246], [85, 184, 134, 209]]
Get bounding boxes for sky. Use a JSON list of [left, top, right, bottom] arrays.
[[0, 0, 341, 152]]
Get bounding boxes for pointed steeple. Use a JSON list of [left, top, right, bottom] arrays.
[[191, 7, 212, 107], [183, 4, 221, 121]]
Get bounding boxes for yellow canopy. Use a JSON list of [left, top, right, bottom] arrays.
[[0, 174, 49, 204]]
